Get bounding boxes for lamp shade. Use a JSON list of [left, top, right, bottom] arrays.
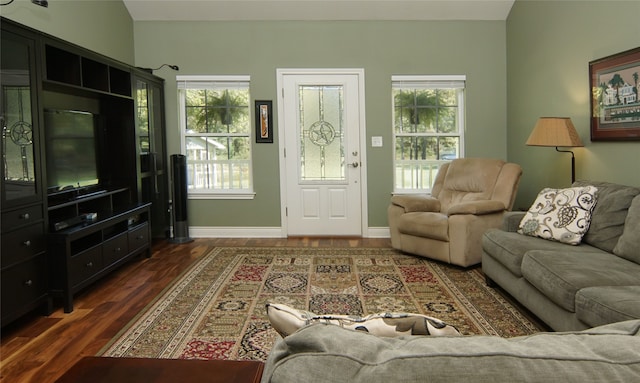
[[526, 117, 584, 147]]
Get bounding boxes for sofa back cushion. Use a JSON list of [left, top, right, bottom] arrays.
[[573, 180, 640, 252], [613, 194, 640, 264], [262, 322, 640, 383]]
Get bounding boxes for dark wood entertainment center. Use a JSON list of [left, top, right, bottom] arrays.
[[1, 18, 169, 325]]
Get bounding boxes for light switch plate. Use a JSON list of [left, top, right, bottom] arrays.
[[371, 136, 383, 147]]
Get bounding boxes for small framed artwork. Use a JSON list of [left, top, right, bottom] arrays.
[[589, 47, 640, 141], [255, 100, 273, 143]]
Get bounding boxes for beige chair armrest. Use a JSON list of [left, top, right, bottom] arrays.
[[391, 195, 441, 213], [447, 200, 506, 215]]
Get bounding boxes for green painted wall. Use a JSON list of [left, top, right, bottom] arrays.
[[15, 2, 632, 230], [506, 1, 640, 209], [134, 20, 508, 229], [1, 0, 134, 64]]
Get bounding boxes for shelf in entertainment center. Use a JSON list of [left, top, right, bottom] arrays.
[[47, 187, 135, 232], [44, 43, 132, 98], [48, 187, 129, 211], [51, 202, 149, 239], [42, 79, 134, 101]]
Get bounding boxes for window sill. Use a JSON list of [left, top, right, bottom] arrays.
[[188, 192, 256, 200], [392, 190, 433, 196]]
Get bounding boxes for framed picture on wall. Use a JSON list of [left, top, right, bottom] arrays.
[[255, 100, 273, 143], [589, 47, 640, 141]]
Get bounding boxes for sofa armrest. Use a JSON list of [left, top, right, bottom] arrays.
[[502, 211, 526, 232], [390, 195, 440, 213], [447, 200, 506, 215]]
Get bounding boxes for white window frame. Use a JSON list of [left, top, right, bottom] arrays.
[[177, 75, 255, 200], [392, 75, 466, 194]]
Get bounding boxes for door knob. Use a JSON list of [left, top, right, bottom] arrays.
[[348, 162, 359, 168]]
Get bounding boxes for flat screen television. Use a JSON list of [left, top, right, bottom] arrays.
[[44, 109, 101, 195]]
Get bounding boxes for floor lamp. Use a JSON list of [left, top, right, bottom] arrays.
[[526, 117, 584, 183]]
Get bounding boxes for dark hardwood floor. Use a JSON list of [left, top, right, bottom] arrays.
[[0, 237, 391, 383]]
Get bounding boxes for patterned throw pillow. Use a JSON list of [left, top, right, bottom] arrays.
[[265, 303, 460, 338], [518, 186, 598, 245]]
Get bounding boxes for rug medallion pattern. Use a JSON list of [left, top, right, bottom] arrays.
[[100, 247, 542, 361]]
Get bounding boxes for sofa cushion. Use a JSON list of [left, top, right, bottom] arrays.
[[262, 321, 640, 383], [521, 251, 640, 312], [576, 286, 640, 328], [574, 180, 640, 252], [482, 229, 602, 278], [446, 200, 505, 215], [613, 194, 640, 264], [518, 186, 597, 245], [265, 303, 460, 338], [397, 212, 448, 241]]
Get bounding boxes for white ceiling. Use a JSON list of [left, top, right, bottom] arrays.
[[122, 0, 516, 21]]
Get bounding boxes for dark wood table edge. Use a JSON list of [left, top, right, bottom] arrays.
[[54, 356, 265, 383]]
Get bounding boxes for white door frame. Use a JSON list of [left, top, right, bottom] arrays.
[[276, 68, 368, 237]]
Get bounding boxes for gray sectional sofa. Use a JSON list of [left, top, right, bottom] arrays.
[[482, 180, 640, 331], [261, 320, 640, 382]]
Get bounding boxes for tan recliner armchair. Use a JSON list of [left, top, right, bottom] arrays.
[[388, 158, 522, 267]]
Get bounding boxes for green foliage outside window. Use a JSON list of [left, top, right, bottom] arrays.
[[185, 89, 250, 160], [179, 80, 253, 193], [393, 88, 460, 161], [392, 78, 465, 192]]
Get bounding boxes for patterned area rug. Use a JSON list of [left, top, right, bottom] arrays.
[[100, 247, 543, 361]]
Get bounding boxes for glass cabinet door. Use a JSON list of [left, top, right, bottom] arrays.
[[1, 30, 40, 205], [148, 82, 166, 180], [135, 76, 169, 238], [136, 79, 166, 176], [136, 79, 151, 173]]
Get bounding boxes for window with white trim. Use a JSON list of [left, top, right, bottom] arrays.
[[177, 76, 254, 198], [392, 75, 466, 193]]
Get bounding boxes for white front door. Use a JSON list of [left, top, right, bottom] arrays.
[[277, 69, 366, 236]]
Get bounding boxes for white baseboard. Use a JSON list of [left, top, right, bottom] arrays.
[[366, 227, 391, 238], [185, 226, 390, 238], [189, 226, 285, 238]]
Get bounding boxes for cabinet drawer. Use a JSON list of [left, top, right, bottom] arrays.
[[103, 232, 128, 266], [1, 254, 48, 316], [1, 223, 46, 268], [70, 246, 103, 287], [2, 205, 43, 232], [128, 223, 149, 254]]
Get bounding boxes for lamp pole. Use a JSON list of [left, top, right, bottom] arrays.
[[555, 147, 576, 184]]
